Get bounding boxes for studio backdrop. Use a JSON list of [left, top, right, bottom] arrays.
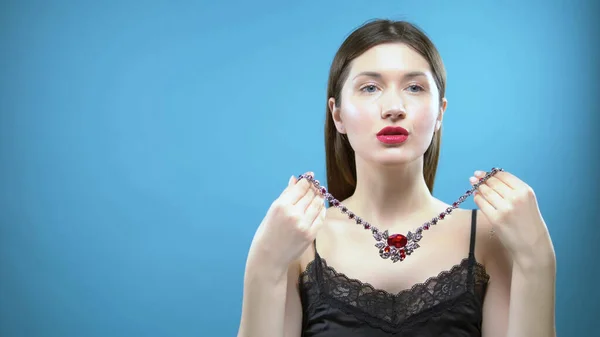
[[1, 1, 598, 336]]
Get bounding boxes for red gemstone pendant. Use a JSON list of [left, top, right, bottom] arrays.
[[387, 234, 408, 248]]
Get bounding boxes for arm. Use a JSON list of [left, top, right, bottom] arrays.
[[481, 215, 557, 337], [504, 242, 556, 337], [237, 252, 303, 337], [472, 170, 557, 337], [237, 173, 324, 337], [480, 226, 512, 337]]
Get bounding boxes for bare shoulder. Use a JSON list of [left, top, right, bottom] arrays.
[[434, 206, 504, 268], [297, 205, 344, 274]]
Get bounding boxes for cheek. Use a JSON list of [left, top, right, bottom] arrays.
[[409, 101, 438, 133], [339, 100, 379, 133], [414, 112, 437, 132]]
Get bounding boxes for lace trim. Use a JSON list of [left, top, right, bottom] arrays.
[[299, 255, 490, 333]]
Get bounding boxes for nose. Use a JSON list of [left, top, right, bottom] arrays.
[[380, 92, 406, 120], [381, 106, 406, 119]]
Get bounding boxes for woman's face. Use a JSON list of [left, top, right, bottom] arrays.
[[329, 42, 446, 167]]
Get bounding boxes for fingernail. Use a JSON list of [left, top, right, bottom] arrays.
[[474, 170, 484, 176], [469, 176, 477, 183]]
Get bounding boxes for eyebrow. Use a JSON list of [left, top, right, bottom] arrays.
[[353, 71, 427, 80]]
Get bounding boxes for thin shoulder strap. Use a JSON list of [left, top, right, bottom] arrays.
[[468, 209, 477, 262], [467, 209, 478, 289], [312, 239, 324, 283]]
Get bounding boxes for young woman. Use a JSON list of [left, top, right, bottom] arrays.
[[237, 19, 556, 337]]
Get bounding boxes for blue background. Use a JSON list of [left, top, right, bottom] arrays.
[[1, 1, 598, 336]]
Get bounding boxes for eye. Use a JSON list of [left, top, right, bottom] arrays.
[[360, 84, 379, 93], [407, 84, 424, 93]]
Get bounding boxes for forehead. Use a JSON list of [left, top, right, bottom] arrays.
[[347, 43, 432, 78]]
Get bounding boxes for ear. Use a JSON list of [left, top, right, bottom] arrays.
[[435, 98, 447, 132], [328, 97, 346, 134]]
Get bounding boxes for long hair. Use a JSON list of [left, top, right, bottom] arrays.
[[324, 19, 447, 202]]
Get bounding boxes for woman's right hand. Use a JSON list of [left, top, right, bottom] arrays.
[[248, 172, 326, 271]]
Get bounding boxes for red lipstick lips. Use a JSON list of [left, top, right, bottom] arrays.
[[376, 126, 409, 144]]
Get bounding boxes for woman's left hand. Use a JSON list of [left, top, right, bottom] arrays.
[[471, 169, 556, 273]]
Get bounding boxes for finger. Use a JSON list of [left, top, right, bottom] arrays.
[[295, 184, 317, 211], [477, 183, 506, 210], [494, 171, 527, 190], [304, 195, 325, 226], [474, 170, 522, 190], [474, 191, 496, 218], [278, 175, 298, 198], [279, 172, 313, 204], [470, 175, 512, 198], [483, 176, 512, 198], [309, 206, 327, 238]]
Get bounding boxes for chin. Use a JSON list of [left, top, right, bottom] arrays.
[[361, 149, 423, 168]]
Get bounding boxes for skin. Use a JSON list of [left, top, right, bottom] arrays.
[[238, 42, 556, 337]]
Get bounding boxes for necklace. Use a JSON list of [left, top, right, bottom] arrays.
[[297, 167, 503, 263]]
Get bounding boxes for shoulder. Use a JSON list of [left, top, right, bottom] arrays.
[[296, 205, 350, 275]]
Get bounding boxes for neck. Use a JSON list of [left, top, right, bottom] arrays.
[[344, 156, 436, 232]]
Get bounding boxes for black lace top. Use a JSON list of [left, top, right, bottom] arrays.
[[299, 209, 490, 336]]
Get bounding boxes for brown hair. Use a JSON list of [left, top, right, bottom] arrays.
[[324, 19, 447, 202]]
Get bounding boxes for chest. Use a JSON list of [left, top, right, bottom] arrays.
[[313, 225, 474, 295]]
